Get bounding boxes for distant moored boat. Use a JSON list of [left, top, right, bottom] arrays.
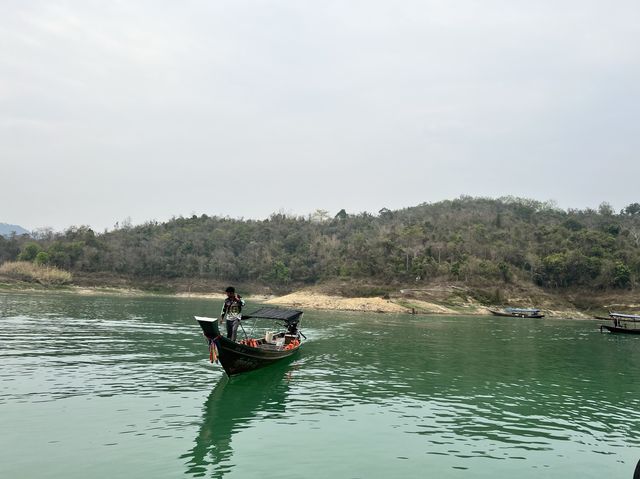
[[600, 312, 640, 335], [488, 307, 545, 318]]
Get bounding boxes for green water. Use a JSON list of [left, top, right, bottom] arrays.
[[1, 292, 638, 478]]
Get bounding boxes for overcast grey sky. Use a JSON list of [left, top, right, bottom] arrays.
[[2, 0, 639, 232]]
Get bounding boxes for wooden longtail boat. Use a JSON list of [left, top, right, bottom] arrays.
[[195, 307, 304, 376], [488, 307, 545, 319], [600, 312, 640, 335], [601, 325, 640, 335]]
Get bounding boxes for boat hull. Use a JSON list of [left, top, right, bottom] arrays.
[[489, 309, 545, 318], [600, 325, 640, 335], [195, 316, 300, 376], [214, 338, 299, 376]]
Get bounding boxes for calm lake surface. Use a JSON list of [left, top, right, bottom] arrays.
[[1, 292, 639, 478]]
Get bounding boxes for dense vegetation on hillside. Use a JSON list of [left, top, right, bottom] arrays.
[[2, 197, 640, 291]]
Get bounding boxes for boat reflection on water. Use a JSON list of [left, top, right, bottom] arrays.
[[182, 359, 296, 478]]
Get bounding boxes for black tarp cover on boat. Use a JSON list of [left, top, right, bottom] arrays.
[[243, 307, 303, 323]]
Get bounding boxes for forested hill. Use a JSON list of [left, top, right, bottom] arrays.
[[2, 197, 640, 292]]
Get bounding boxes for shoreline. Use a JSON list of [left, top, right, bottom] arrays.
[[0, 281, 604, 319]]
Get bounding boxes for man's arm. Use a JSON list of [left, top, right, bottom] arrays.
[[236, 295, 245, 314]]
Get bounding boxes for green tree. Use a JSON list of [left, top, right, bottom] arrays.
[[34, 251, 50, 265], [270, 261, 291, 285], [498, 262, 511, 283], [622, 203, 640, 216], [613, 261, 631, 288], [18, 242, 41, 262], [598, 202, 614, 216], [542, 253, 567, 287], [335, 209, 348, 220]]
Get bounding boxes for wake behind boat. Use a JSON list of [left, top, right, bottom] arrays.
[[196, 307, 304, 376], [488, 307, 545, 318]]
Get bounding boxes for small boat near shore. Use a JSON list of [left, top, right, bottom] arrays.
[[600, 312, 640, 335], [488, 307, 545, 318], [195, 307, 304, 376]]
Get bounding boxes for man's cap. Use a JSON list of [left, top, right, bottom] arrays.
[[225, 286, 235, 293]]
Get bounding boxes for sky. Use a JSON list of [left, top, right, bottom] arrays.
[[1, 0, 639, 232]]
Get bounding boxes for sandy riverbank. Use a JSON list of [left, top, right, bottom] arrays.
[[262, 291, 495, 315], [263, 291, 409, 313]]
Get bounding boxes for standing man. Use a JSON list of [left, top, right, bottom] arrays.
[[220, 286, 245, 341]]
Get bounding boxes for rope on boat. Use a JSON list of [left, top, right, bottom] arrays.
[[208, 336, 220, 364], [238, 319, 249, 340], [247, 318, 257, 338]]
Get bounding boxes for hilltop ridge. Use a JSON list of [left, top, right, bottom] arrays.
[[0, 223, 29, 237]]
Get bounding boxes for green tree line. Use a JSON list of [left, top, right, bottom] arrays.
[[2, 196, 640, 290]]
